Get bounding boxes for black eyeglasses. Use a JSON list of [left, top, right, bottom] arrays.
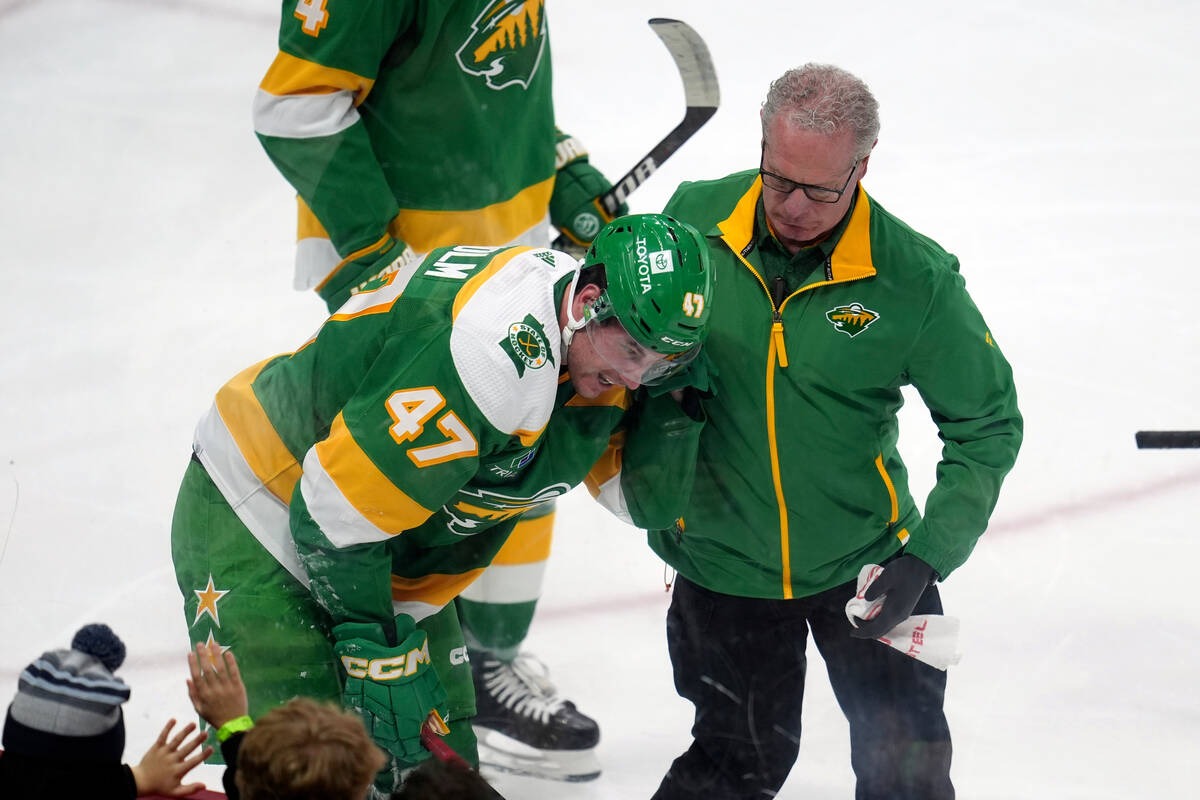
[[759, 144, 859, 204]]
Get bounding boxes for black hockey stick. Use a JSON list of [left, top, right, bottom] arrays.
[[419, 718, 508, 799], [1135, 430, 1200, 449], [596, 18, 720, 217]]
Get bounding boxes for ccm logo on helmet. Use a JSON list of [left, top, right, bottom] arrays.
[[341, 641, 432, 680], [636, 236, 675, 294]]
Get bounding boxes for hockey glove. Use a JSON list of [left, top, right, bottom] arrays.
[[319, 234, 423, 313], [549, 133, 627, 256], [333, 617, 448, 763], [646, 348, 718, 399], [848, 555, 937, 639]]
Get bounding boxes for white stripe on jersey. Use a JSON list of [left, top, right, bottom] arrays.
[[193, 405, 309, 587], [391, 599, 445, 624], [299, 446, 394, 548], [252, 89, 359, 139], [590, 470, 633, 525], [457, 560, 548, 605]]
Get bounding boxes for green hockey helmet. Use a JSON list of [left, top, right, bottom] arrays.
[[585, 213, 713, 354], [569, 213, 713, 385]]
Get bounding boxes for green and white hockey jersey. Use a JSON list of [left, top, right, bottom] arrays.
[[254, 0, 558, 295], [193, 245, 702, 629]]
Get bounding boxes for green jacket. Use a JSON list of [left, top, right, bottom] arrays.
[[651, 170, 1022, 599]]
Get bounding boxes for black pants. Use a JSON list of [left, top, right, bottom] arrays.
[[652, 575, 953, 800]]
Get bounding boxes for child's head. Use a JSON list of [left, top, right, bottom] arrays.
[[2, 623, 130, 762], [392, 756, 497, 800], [234, 697, 387, 800]]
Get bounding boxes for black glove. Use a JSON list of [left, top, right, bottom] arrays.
[[848, 554, 937, 639]]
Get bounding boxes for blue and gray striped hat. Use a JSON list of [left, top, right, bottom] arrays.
[[2, 624, 131, 760]]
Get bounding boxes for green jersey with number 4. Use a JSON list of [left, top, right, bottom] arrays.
[[255, 0, 558, 293]]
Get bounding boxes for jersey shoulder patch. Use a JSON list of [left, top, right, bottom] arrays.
[[449, 248, 577, 438]]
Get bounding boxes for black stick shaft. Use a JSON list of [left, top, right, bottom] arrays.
[[1135, 430, 1200, 449]]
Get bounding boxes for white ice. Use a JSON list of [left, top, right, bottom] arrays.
[[2, 1, 1198, 797]]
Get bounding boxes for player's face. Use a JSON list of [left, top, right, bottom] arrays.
[[760, 116, 868, 253], [567, 318, 667, 398]]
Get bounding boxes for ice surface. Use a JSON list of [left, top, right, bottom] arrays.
[[1, 1, 1198, 797]]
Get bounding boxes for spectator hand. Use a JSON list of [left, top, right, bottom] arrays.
[[186, 641, 249, 730], [333, 617, 449, 762], [848, 555, 937, 639], [130, 718, 212, 797]]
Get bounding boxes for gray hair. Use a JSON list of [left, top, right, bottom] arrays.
[[761, 64, 880, 160]]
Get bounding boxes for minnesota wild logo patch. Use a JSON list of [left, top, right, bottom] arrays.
[[500, 313, 555, 376], [826, 302, 880, 338], [456, 0, 547, 91]]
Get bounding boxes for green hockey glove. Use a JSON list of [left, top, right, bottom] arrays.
[[646, 347, 718, 398], [332, 618, 448, 763], [319, 235, 422, 313], [549, 133, 627, 255]]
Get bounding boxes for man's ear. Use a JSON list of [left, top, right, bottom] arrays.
[[572, 283, 603, 318], [858, 140, 878, 178]]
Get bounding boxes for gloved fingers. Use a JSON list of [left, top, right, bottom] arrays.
[[862, 571, 896, 602], [849, 614, 892, 639]]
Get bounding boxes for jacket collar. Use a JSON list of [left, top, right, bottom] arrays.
[[715, 177, 877, 286]]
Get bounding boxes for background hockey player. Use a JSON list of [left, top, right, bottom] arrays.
[[252, 0, 625, 777], [647, 64, 1022, 799], [169, 214, 713, 791]]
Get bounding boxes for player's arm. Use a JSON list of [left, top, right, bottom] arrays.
[[584, 388, 705, 530], [253, 0, 416, 287], [289, 337, 486, 628], [900, 265, 1023, 580]]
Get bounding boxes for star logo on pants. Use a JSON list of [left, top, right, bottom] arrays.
[[202, 629, 231, 657], [192, 574, 229, 627]]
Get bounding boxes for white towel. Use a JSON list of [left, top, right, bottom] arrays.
[[844, 564, 962, 671]]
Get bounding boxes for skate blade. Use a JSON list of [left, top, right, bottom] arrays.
[[473, 725, 601, 783]]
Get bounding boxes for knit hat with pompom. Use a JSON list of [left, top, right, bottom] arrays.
[[2, 624, 131, 761]]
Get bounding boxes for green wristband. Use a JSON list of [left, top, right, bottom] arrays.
[[216, 715, 254, 742]]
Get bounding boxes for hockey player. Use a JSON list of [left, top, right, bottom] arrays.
[[170, 214, 713, 790], [252, 1, 625, 776]]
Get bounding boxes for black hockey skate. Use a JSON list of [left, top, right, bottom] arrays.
[[471, 652, 601, 782]]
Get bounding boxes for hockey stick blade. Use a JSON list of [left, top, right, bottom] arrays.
[[1135, 430, 1200, 449], [598, 18, 719, 216], [419, 721, 509, 799]]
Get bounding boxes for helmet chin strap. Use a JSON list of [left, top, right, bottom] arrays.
[[561, 268, 589, 350]]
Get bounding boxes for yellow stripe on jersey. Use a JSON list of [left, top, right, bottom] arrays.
[[395, 177, 554, 254], [311, 412, 434, 537], [391, 571, 485, 609], [214, 357, 302, 504], [259, 50, 375, 104], [296, 196, 329, 240], [450, 246, 531, 322], [492, 511, 554, 566], [314, 232, 393, 293], [584, 431, 625, 499], [565, 384, 631, 409]]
